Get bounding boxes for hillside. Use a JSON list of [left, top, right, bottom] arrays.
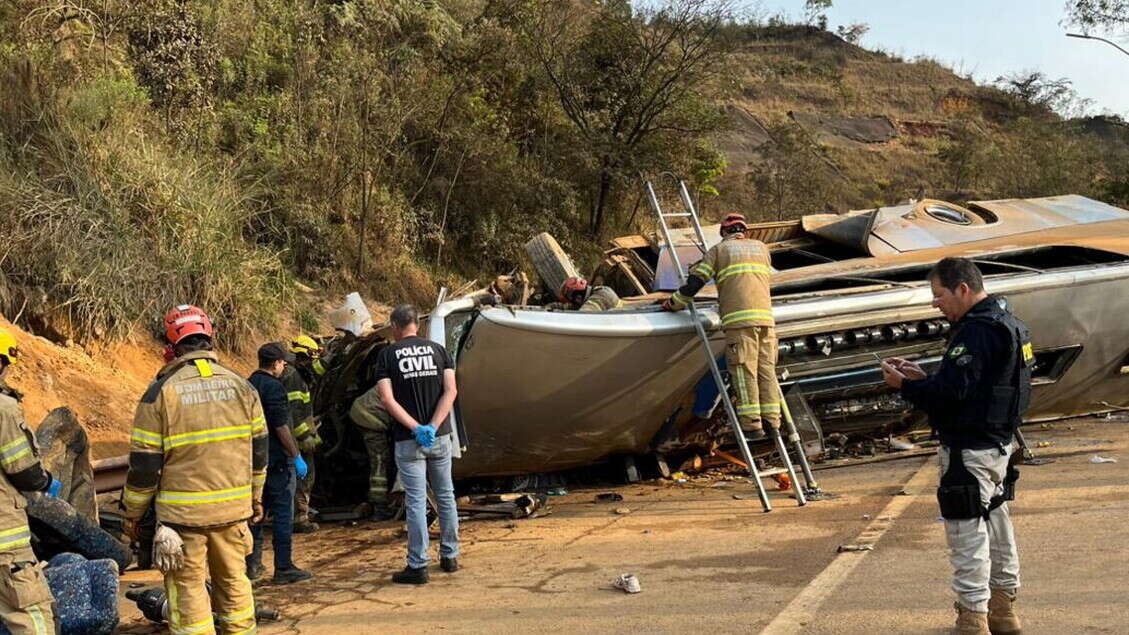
[[707, 25, 1129, 222], [1, 2, 1127, 357]]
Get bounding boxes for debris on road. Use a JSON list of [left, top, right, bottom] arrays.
[[614, 507, 632, 515], [837, 544, 874, 553], [612, 573, 642, 594], [1090, 455, 1118, 464], [595, 493, 624, 502], [457, 493, 548, 519]]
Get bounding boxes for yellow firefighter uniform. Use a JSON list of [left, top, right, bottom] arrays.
[[669, 234, 780, 432], [579, 286, 624, 312], [122, 351, 267, 635], [0, 385, 57, 635], [348, 386, 391, 507]]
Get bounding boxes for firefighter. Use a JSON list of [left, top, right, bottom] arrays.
[[662, 213, 778, 440], [121, 305, 267, 635], [284, 336, 323, 534], [882, 258, 1028, 635], [559, 276, 623, 312], [348, 384, 394, 521], [0, 329, 60, 634]]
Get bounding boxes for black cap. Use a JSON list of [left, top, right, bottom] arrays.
[[258, 342, 296, 365]]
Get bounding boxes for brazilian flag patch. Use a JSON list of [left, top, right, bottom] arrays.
[[948, 344, 967, 358]]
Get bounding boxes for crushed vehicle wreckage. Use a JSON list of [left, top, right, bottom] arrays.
[[302, 193, 1129, 503]]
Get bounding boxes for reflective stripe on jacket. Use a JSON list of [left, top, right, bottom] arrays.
[[0, 388, 49, 564], [123, 351, 268, 527], [579, 286, 624, 312], [279, 365, 315, 440], [671, 235, 774, 328]]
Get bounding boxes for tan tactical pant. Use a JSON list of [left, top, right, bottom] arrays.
[[165, 523, 256, 635], [294, 450, 316, 524], [725, 326, 781, 432], [0, 562, 56, 634], [939, 444, 1021, 613]]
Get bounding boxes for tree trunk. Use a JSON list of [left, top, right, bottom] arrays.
[[591, 159, 614, 237]]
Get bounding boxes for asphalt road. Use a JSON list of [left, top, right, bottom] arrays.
[[117, 416, 1129, 633]]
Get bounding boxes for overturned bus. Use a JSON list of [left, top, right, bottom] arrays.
[[316, 194, 1129, 485]]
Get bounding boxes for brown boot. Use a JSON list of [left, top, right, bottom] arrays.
[[953, 602, 990, 635], [988, 589, 1021, 635]]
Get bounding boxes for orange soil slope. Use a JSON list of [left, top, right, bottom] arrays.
[[2, 313, 172, 458]]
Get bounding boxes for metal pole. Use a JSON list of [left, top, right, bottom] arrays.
[[1066, 32, 1129, 58], [771, 427, 806, 506], [780, 394, 821, 494]]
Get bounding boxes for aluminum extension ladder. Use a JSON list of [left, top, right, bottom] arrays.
[[645, 179, 819, 511]]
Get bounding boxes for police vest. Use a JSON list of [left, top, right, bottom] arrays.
[[946, 299, 1034, 449]]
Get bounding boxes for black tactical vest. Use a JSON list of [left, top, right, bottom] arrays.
[[944, 297, 1034, 449]]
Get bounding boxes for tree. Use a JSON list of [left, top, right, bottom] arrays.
[[518, 0, 734, 236], [836, 22, 868, 44], [1064, 0, 1129, 32], [803, 0, 833, 27], [994, 71, 1080, 116]]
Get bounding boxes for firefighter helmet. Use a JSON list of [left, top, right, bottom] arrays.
[[162, 305, 214, 345], [720, 213, 747, 233], [0, 329, 20, 366], [559, 276, 589, 303], [290, 335, 320, 357]]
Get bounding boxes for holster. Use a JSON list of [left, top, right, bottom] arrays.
[[988, 447, 1021, 512], [937, 447, 985, 520]]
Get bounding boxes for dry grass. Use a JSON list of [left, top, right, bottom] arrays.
[[0, 68, 291, 349]]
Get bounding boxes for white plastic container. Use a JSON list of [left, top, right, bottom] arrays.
[[329, 292, 373, 336]]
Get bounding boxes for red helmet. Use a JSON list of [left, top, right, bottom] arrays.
[[163, 304, 214, 345], [559, 276, 589, 303], [720, 213, 747, 233]]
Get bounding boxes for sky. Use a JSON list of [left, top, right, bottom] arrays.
[[742, 0, 1129, 116]]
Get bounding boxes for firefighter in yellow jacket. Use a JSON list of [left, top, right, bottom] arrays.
[[662, 214, 779, 439], [282, 336, 322, 534], [0, 329, 60, 635], [121, 306, 268, 635]]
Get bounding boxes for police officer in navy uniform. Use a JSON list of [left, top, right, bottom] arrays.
[[881, 258, 1032, 635]]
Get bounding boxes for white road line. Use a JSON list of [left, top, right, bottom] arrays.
[[760, 457, 936, 635]]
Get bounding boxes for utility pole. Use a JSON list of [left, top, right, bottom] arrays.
[[1066, 32, 1129, 58]]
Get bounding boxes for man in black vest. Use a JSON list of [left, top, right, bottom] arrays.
[[882, 258, 1031, 635]]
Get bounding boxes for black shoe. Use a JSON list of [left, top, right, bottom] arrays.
[[292, 521, 319, 534], [272, 567, 313, 584], [440, 557, 458, 573], [246, 562, 265, 581], [370, 504, 396, 522], [743, 428, 767, 441], [392, 566, 429, 585]]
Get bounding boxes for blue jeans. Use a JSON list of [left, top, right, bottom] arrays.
[[394, 435, 459, 568], [249, 464, 296, 571]]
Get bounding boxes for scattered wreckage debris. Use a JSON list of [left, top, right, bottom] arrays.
[[126, 586, 281, 627], [456, 493, 549, 520], [8, 553, 122, 635]]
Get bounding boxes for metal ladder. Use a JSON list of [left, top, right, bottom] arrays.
[[646, 179, 815, 511]]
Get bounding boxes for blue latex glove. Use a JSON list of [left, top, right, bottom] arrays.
[[414, 424, 436, 448], [47, 478, 62, 498], [293, 454, 309, 480]]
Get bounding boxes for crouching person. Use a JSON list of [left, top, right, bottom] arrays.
[[374, 305, 460, 584]]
